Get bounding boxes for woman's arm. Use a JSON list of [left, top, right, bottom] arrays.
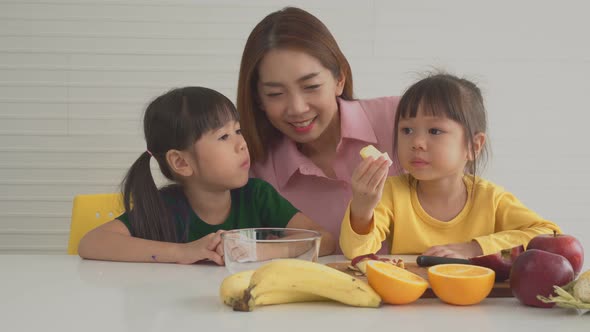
[[286, 212, 336, 256], [78, 220, 224, 264]]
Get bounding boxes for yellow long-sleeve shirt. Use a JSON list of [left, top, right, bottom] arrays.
[[340, 174, 561, 259]]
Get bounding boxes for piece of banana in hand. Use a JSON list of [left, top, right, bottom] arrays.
[[360, 145, 391, 162]]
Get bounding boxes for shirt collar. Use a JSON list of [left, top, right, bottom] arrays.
[[338, 98, 378, 143], [273, 97, 379, 188]]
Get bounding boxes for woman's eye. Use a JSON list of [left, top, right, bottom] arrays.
[[429, 128, 443, 135], [305, 84, 320, 90], [218, 134, 229, 141], [236, 129, 242, 135], [266, 92, 282, 97]]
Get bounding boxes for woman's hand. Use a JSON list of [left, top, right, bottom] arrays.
[[176, 230, 225, 265], [422, 241, 483, 259], [349, 155, 391, 230]]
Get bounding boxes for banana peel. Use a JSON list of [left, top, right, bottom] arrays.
[[537, 280, 590, 315]]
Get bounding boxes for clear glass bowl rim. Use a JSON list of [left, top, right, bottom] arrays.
[[220, 227, 321, 243]]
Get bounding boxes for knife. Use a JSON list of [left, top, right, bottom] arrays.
[[416, 255, 471, 267]]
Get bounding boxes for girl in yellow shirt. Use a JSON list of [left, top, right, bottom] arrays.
[[340, 73, 561, 259]]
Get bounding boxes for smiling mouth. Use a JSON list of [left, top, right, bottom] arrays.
[[289, 117, 316, 128]]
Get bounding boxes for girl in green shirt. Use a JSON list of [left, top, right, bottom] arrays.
[[79, 87, 335, 264]]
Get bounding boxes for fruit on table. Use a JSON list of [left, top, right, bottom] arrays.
[[351, 253, 380, 267], [468, 245, 524, 281], [537, 269, 590, 310], [232, 259, 381, 311], [220, 270, 255, 306], [527, 231, 584, 277], [510, 249, 575, 308], [366, 260, 428, 304], [428, 264, 495, 306], [349, 253, 404, 275], [219, 270, 324, 307]]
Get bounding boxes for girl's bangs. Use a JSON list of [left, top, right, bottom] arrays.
[[398, 81, 463, 122], [182, 91, 240, 144]]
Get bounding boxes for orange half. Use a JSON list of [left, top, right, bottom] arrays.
[[366, 260, 428, 305], [428, 264, 495, 306]]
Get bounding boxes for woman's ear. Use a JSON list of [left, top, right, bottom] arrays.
[[469, 132, 486, 160], [166, 150, 194, 177], [335, 71, 346, 97]]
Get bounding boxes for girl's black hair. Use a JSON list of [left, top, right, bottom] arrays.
[[393, 73, 489, 178], [122, 87, 239, 242]]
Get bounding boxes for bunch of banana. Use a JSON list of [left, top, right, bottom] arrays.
[[220, 269, 325, 308], [220, 259, 381, 311]]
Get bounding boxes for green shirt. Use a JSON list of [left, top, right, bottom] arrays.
[[118, 178, 299, 242]]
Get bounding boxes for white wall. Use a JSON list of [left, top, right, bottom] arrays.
[[0, 0, 588, 255]]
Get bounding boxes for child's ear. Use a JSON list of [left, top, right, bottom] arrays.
[[469, 132, 486, 160], [166, 150, 194, 177]]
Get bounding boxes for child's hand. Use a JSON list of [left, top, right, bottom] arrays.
[[176, 230, 225, 265], [224, 236, 259, 263], [350, 155, 392, 226], [423, 241, 483, 259]]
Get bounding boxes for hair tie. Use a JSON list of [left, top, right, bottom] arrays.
[[146, 150, 153, 157]]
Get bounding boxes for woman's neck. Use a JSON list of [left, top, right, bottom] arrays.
[[184, 184, 232, 226], [416, 174, 467, 222]]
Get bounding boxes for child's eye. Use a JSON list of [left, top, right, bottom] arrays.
[[236, 129, 242, 135], [305, 84, 321, 90], [266, 92, 282, 97], [218, 134, 229, 141], [429, 128, 443, 135], [400, 127, 412, 135]]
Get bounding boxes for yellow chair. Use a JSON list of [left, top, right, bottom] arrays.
[[67, 193, 125, 255]]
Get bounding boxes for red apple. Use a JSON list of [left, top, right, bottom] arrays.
[[468, 245, 524, 281], [527, 231, 584, 276], [510, 249, 575, 308]]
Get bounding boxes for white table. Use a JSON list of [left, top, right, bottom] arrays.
[[0, 255, 587, 332]]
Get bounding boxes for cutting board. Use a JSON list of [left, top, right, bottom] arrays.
[[325, 261, 513, 298]]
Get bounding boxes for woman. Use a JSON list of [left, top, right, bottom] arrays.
[[237, 7, 400, 253]]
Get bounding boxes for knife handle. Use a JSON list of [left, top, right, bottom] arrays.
[[416, 255, 471, 267]]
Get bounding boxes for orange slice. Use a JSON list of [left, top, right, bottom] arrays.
[[366, 260, 428, 304], [428, 264, 495, 306]]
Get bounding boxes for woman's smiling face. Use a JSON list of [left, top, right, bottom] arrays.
[[256, 48, 345, 144]]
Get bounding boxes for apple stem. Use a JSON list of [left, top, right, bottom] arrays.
[[553, 230, 557, 237]]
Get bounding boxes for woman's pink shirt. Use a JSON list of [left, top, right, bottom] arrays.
[[250, 96, 400, 253]]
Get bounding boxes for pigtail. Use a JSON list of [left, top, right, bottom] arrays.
[[121, 151, 177, 243]]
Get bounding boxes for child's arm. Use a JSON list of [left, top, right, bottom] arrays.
[[339, 154, 393, 259], [339, 203, 393, 259], [423, 192, 562, 258], [78, 220, 224, 265], [473, 192, 562, 255], [349, 154, 391, 233]]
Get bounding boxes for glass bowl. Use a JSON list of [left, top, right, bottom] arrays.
[[221, 228, 321, 274]]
